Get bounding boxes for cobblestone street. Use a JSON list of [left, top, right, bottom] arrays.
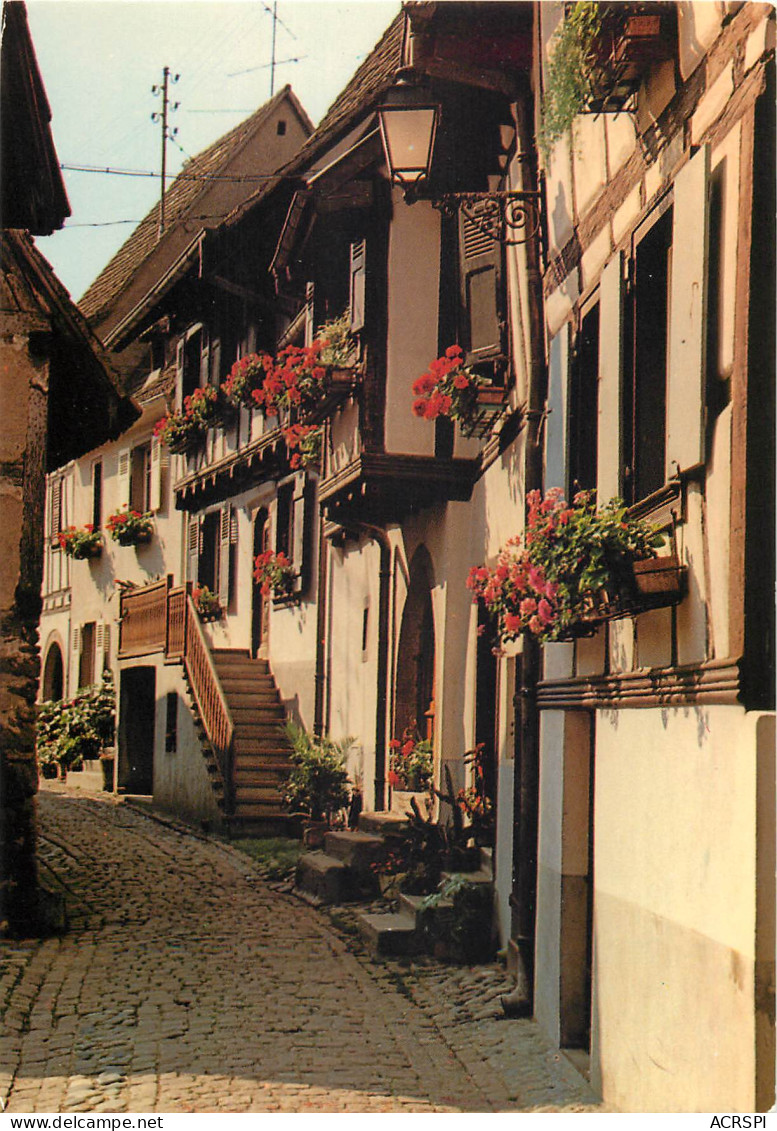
[[1, 785, 603, 1114]]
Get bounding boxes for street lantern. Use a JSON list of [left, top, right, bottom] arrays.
[[378, 74, 543, 250], [377, 76, 440, 193]]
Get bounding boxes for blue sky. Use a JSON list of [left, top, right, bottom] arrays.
[[27, 0, 398, 302]]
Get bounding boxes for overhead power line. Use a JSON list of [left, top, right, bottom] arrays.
[[60, 162, 280, 184]]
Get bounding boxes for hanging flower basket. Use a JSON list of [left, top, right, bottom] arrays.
[[253, 550, 296, 597], [411, 345, 502, 435], [56, 525, 103, 559], [106, 508, 154, 547], [631, 554, 684, 596], [467, 489, 674, 643], [154, 385, 219, 452], [192, 585, 222, 622]]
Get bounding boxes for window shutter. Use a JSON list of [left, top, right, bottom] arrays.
[[149, 436, 166, 513], [95, 622, 105, 674], [218, 503, 232, 609], [49, 478, 62, 540], [209, 336, 221, 386], [176, 339, 185, 407], [71, 625, 81, 691], [290, 472, 315, 594], [666, 145, 710, 476], [458, 206, 505, 366], [598, 252, 624, 502], [304, 282, 315, 347], [117, 448, 131, 508], [187, 514, 201, 585], [101, 622, 111, 671], [349, 240, 366, 332], [199, 327, 210, 387]]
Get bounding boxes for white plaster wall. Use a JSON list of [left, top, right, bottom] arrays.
[[591, 705, 768, 1111], [678, 2, 725, 81], [494, 655, 518, 948], [326, 535, 381, 796], [384, 189, 440, 456], [151, 659, 223, 825]]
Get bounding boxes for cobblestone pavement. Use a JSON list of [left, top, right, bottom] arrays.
[[1, 784, 604, 1114]]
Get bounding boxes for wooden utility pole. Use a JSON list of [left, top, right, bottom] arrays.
[[152, 66, 179, 239]]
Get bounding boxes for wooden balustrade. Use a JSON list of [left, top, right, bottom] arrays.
[[166, 585, 188, 660], [118, 578, 169, 657], [117, 579, 234, 806], [182, 594, 234, 791]]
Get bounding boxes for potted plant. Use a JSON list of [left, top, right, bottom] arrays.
[[283, 423, 322, 469], [467, 489, 677, 643], [192, 585, 222, 622], [411, 345, 502, 433], [154, 384, 220, 453], [221, 352, 274, 411], [283, 720, 353, 844], [539, 1, 604, 161], [388, 731, 434, 815], [316, 313, 358, 372], [36, 672, 115, 783], [55, 524, 103, 560], [253, 549, 296, 598], [106, 507, 154, 547]]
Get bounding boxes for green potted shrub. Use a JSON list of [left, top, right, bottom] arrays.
[[36, 673, 115, 783], [283, 721, 353, 844]]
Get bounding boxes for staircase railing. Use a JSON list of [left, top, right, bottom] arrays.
[[118, 578, 235, 808], [181, 592, 234, 799]]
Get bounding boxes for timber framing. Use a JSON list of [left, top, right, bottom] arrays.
[[542, 4, 771, 299], [536, 656, 742, 710]]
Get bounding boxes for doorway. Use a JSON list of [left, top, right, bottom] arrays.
[[41, 642, 64, 701], [475, 602, 499, 818], [395, 546, 435, 741], [118, 666, 156, 794], [252, 508, 270, 657]]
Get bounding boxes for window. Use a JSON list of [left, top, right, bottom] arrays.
[[568, 302, 600, 496], [177, 325, 209, 403], [92, 461, 103, 529], [165, 692, 178, 753], [130, 444, 151, 513], [277, 119, 287, 136], [78, 622, 96, 689], [276, 482, 294, 561], [187, 504, 235, 609], [275, 473, 314, 597], [457, 206, 506, 380], [624, 204, 673, 504]]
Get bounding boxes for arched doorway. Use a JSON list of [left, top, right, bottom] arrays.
[[41, 642, 64, 701], [395, 546, 435, 743], [251, 508, 270, 657]]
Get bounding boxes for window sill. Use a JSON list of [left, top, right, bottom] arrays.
[[627, 479, 682, 529]]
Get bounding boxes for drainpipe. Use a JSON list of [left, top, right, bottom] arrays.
[[341, 520, 391, 811], [313, 506, 328, 736], [502, 73, 548, 1016]]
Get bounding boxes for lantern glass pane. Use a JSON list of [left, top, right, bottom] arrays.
[[380, 107, 436, 181]]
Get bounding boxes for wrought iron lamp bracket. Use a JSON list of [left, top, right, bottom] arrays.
[[429, 190, 543, 247]]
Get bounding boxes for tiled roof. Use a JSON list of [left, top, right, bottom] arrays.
[[223, 10, 405, 229], [79, 85, 309, 322]]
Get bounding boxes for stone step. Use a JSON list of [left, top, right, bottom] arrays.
[[295, 850, 347, 905], [323, 830, 386, 874], [357, 911, 421, 957], [233, 761, 290, 778], [233, 800, 287, 819], [358, 811, 411, 836], [398, 891, 453, 920], [441, 869, 493, 886]]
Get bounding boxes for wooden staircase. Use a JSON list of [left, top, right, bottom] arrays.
[[210, 650, 294, 833]]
